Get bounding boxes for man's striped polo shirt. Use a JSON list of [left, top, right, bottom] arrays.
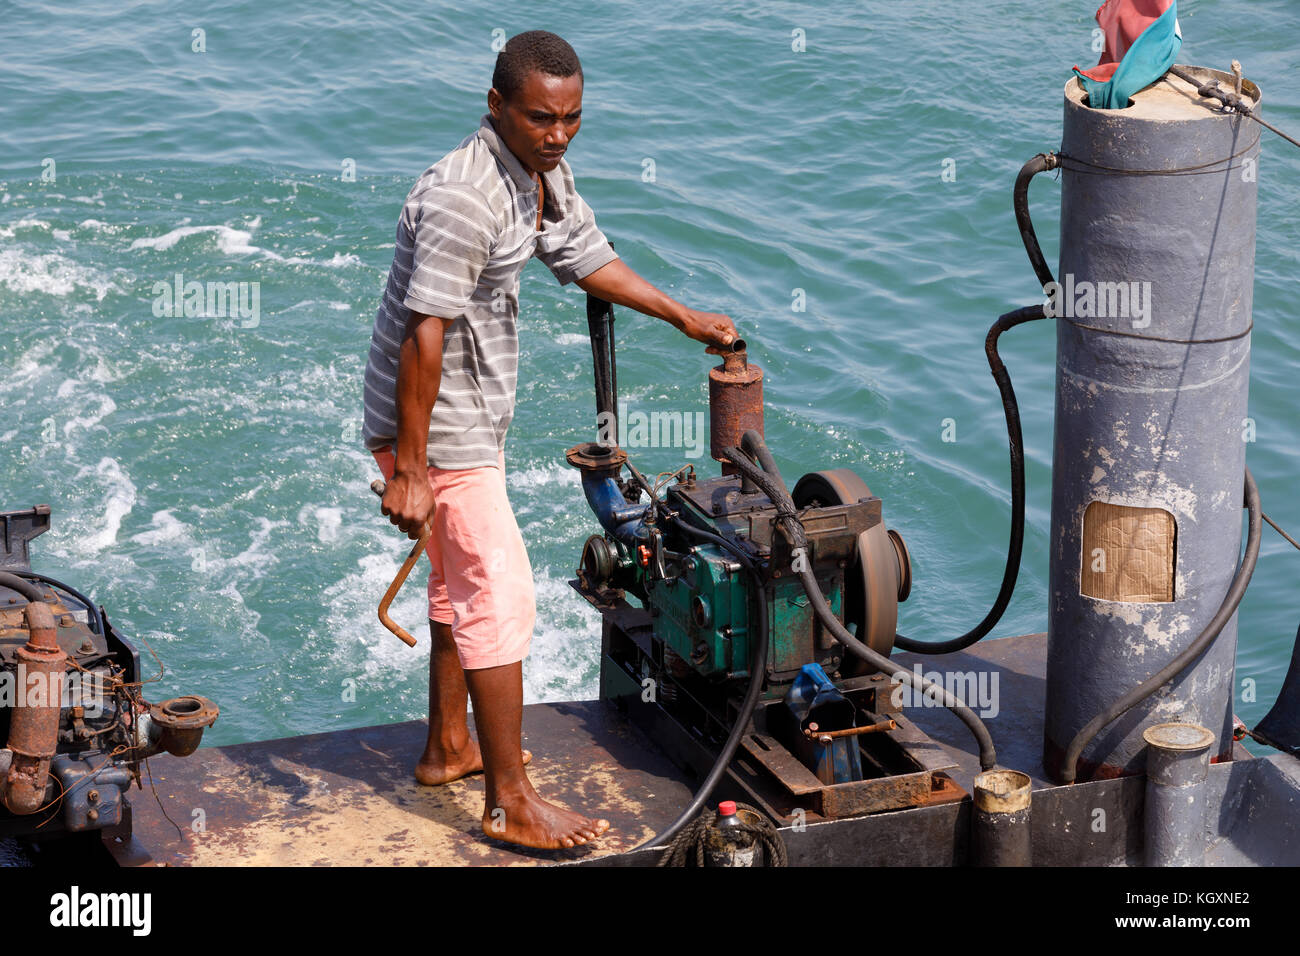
[[362, 113, 618, 469]]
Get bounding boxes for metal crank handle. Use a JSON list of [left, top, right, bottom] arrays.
[[371, 479, 431, 648]]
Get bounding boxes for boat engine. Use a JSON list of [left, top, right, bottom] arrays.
[[568, 312, 969, 827], [0, 505, 218, 841]]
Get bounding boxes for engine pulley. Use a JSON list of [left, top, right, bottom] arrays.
[[791, 469, 910, 666]]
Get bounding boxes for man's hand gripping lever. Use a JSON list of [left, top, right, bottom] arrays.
[[370, 477, 433, 648]]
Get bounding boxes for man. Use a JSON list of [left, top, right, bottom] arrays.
[[362, 30, 737, 851]]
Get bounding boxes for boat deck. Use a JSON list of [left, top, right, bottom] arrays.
[[107, 631, 1300, 866], [110, 699, 696, 866]]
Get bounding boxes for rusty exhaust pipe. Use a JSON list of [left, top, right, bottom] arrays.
[[148, 695, 220, 757], [4, 599, 66, 814], [708, 339, 763, 478]]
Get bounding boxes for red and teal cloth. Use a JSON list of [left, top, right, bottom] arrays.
[[1074, 0, 1182, 109]]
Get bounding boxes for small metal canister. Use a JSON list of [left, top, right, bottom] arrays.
[[708, 340, 763, 473]]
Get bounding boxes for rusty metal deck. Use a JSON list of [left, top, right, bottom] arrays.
[[112, 700, 695, 866]]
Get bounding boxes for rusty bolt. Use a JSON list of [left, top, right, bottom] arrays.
[[79, 640, 95, 654], [87, 809, 99, 822], [87, 790, 100, 804]]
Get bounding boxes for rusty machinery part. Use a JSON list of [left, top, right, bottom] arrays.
[[1, 508, 221, 837], [147, 695, 220, 758], [790, 469, 909, 665], [707, 340, 763, 473], [369, 479, 431, 648], [888, 530, 912, 602], [804, 718, 896, 741], [566, 441, 628, 476], [3, 599, 67, 814], [580, 534, 616, 589]]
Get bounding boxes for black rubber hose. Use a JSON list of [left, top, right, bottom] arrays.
[[893, 304, 1045, 654], [1060, 466, 1262, 784], [587, 295, 615, 431], [0, 571, 45, 604], [10, 569, 106, 635], [890, 151, 1059, 652], [727, 437, 998, 770], [1014, 153, 1058, 290], [635, 515, 771, 851], [740, 429, 781, 480]]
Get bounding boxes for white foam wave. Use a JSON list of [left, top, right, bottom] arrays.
[[130, 509, 195, 547], [298, 505, 343, 543], [323, 549, 432, 680], [0, 218, 51, 238], [216, 580, 268, 647], [201, 516, 289, 575], [2, 339, 57, 392], [285, 298, 356, 314], [0, 248, 121, 300], [77, 219, 122, 234], [55, 384, 116, 436], [522, 569, 601, 704], [506, 461, 580, 492], [129, 222, 261, 256], [130, 219, 362, 269], [283, 251, 362, 268], [74, 457, 138, 553]]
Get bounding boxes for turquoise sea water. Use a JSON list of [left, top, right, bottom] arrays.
[[0, 0, 1296, 752]]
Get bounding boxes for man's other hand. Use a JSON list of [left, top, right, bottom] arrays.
[[382, 470, 435, 540], [677, 309, 737, 348]]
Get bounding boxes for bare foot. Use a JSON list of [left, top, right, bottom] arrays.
[[415, 741, 532, 786], [482, 791, 611, 849]]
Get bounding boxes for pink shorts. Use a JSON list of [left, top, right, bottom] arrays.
[[372, 445, 536, 670]]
